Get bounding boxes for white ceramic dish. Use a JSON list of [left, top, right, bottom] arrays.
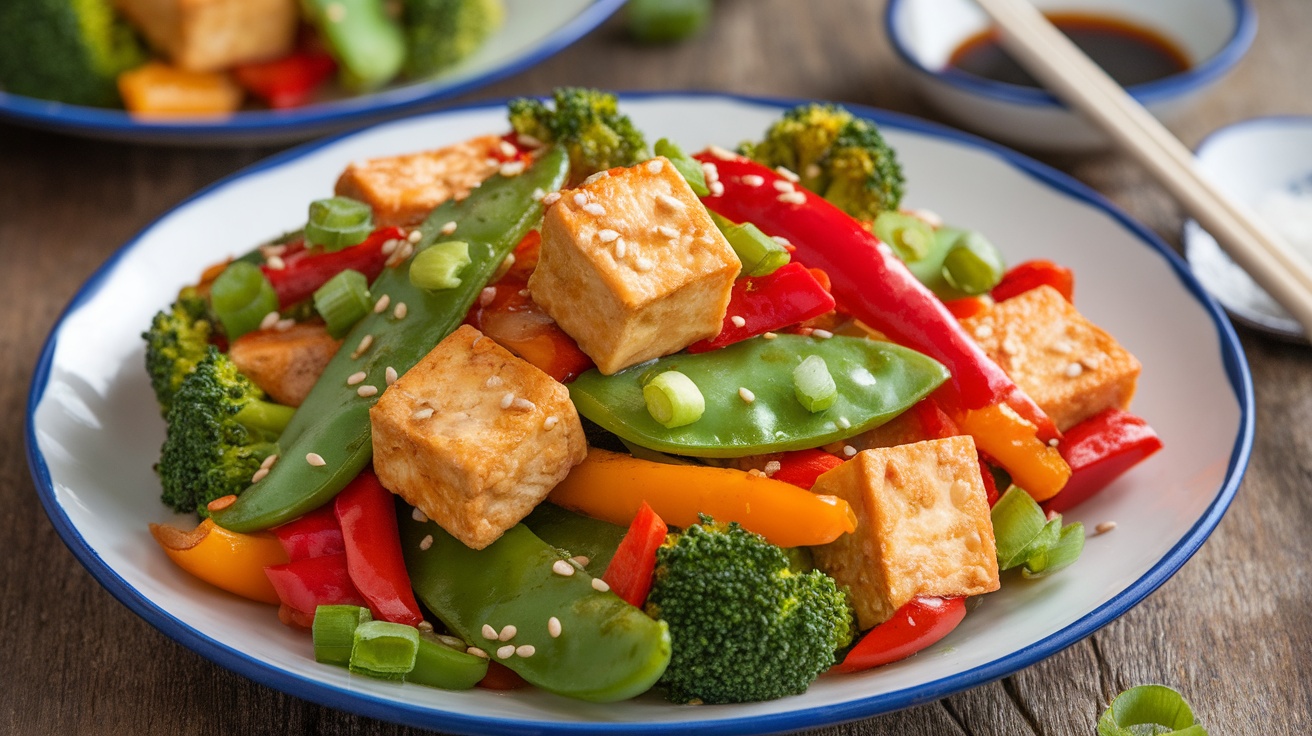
[[0, 0, 623, 145], [26, 94, 1251, 734], [885, 0, 1255, 151], [1184, 115, 1312, 341]]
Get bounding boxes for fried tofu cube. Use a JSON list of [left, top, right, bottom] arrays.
[[527, 158, 739, 375], [335, 135, 506, 227], [369, 325, 587, 549], [113, 0, 298, 72], [960, 285, 1141, 431], [810, 437, 1000, 630], [229, 323, 341, 407]]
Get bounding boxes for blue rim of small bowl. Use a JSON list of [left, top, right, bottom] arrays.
[[884, 0, 1257, 109], [25, 91, 1253, 735], [0, 0, 625, 142]]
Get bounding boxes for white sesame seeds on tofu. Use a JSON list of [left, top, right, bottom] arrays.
[[656, 193, 684, 210], [542, 191, 562, 207], [419, 534, 433, 550], [592, 578, 610, 592], [1050, 339, 1074, 354], [583, 170, 610, 185], [777, 191, 807, 205], [739, 387, 756, 403], [274, 318, 296, 332], [842, 445, 858, 457], [548, 616, 562, 638], [573, 192, 588, 207], [615, 240, 628, 259], [412, 507, 428, 523], [1001, 336, 1022, 356], [306, 453, 327, 467], [259, 311, 280, 330], [500, 393, 515, 409], [496, 645, 515, 659], [741, 174, 765, 187], [647, 159, 665, 174], [552, 559, 575, 577], [730, 315, 747, 328], [634, 256, 654, 271], [583, 202, 606, 216], [481, 624, 498, 640], [776, 166, 800, 182], [543, 416, 559, 430], [516, 645, 536, 658], [411, 407, 434, 421], [486, 375, 503, 388], [597, 229, 620, 243], [974, 324, 994, 340], [656, 225, 679, 239], [357, 385, 379, 398], [1064, 362, 1084, 378], [511, 397, 536, 411], [498, 624, 517, 641]]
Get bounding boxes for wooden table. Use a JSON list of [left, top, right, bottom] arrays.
[[4, 1, 1310, 733]]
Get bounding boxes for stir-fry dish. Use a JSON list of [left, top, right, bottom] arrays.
[[143, 89, 1163, 704]]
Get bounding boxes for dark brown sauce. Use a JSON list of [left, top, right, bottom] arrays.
[[948, 12, 1191, 88]]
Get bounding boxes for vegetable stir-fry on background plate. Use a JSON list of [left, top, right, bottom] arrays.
[[26, 94, 1250, 734]]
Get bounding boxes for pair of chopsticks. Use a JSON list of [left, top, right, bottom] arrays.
[[973, 0, 1312, 335]]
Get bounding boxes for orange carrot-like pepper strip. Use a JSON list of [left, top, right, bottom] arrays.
[[149, 518, 289, 604], [548, 448, 857, 547], [956, 404, 1071, 502]]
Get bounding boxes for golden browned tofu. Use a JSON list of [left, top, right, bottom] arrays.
[[527, 158, 739, 374], [113, 0, 298, 72], [334, 135, 506, 227], [370, 325, 587, 550], [228, 323, 341, 407], [810, 437, 1000, 630], [960, 285, 1141, 432]]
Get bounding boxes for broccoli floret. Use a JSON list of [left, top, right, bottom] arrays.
[[508, 87, 650, 184], [143, 287, 214, 416], [0, 0, 146, 107], [645, 518, 853, 704], [157, 346, 295, 517], [402, 0, 505, 77], [741, 103, 905, 222]]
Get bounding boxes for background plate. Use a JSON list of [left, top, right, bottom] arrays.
[[26, 94, 1252, 734]]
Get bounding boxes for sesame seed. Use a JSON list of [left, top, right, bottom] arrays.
[[598, 229, 620, 243], [1001, 336, 1022, 356], [812, 329, 834, 339], [352, 334, 374, 358], [517, 133, 542, 148], [739, 387, 756, 403], [741, 174, 765, 187], [357, 385, 378, 398], [481, 624, 498, 640], [418, 621, 435, 633], [974, 325, 994, 340], [346, 371, 367, 386], [373, 294, 391, 313], [419, 534, 433, 550], [261, 244, 287, 258], [777, 191, 807, 205], [708, 145, 737, 161], [730, 315, 746, 328], [260, 454, 278, 470], [516, 645, 536, 658], [837, 416, 852, 429], [763, 332, 778, 340], [1064, 362, 1084, 378], [1048, 438, 1060, 447], [543, 416, 559, 430], [500, 161, 526, 177], [266, 256, 286, 271], [591, 578, 610, 592], [499, 140, 518, 157], [764, 460, 781, 476], [518, 288, 530, 297], [275, 318, 295, 331], [306, 453, 326, 467], [325, 2, 346, 21], [709, 181, 725, 197], [656, 193, 684, 210], [511, 397, 536, 411], [468, 647, 488, 658], [381, 238, 400, 255], [530, 188, 546, 203], [259, 311, 280, 330], [486, 375, 503, 388], [1095, 521, 1118, 535], [773, 180, 795, 193], [548, 617, 562, 638], [1051, 340, 1073, 354], [412, 507, 428, 522], [615, 240, 628, 258], [552, 559, 575, 577], [647, 159, 665, 173], [701, 161, 720, 181], [385, 366, 398, 385], [573, 192, 588, 207], [748, 468, 765, 478], [542, 191, 561, 206], [479, 286, 497, 306], [499, 625, 518, 641], [396, 242, 415, 262], [207, 494, 237, 512], [393, 302, 408, 320], [843, 445, 857, 457], [411, 407, 434, 420], [251, 468, 269, 483], [771, 235, 792, 247], [572, 555, 590, 567], [583, 203, 606, 216], [776, 166, 800, 182], [657, 225, 679, 238], [634, 256, 654, 271], [500, 393, 515, 409], [408, 230, 423, 243], [496, 645, 515, 659], [583, 170, 609, 185]]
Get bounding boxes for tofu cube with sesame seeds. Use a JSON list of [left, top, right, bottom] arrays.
[[113, 0, 298, 72], [526, 157, 740, 375], [369, 325, 588, 550], [960, 285, 1141, 432], [809, 437, 1000, 630], [334, 135, 506, 227]]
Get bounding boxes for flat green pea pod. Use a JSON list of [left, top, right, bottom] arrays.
[[522, 502, 627, 577], [569, 334, 949, 458], [213, 147, 570, 533], [400, 513, 672, 702], [408, 633, 489, 690]]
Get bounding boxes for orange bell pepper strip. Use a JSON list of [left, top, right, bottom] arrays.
[[548, 448, 857, 548], [149, 519, 289, 604], [118, 62, 244, 117], [956, 404, 1071, 502]]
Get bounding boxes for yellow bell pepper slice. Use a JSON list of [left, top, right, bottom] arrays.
[[548, 448, 857, 547], [957, 403, 1071, 501], [149, 519, 288, 604]]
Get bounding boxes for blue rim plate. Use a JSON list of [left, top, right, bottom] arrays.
[[0, 0, 625, 145], [26, 93, 1252, 734]]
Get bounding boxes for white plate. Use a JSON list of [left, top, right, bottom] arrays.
[[0, 0, 623, 145], [26, 94, 1252, 734]]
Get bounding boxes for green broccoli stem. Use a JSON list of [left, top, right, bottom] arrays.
[[235, 400, 296, 437]]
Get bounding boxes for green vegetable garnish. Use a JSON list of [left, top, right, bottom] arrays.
[[654, 138, 708, 195], [313, 605, 372, 665], [313, 269, 372, 338], [349, 620, 420, 679], [991, 486, 1084, 577], [942, 230, 1006, 295], [873, 210, 934, 262], [305, 197, 374, 251], [710, 211, 790, 277], [1098, 685, 1209, 735], [792, 354, 838, 412], [409, 241, 472, 290], [643, 370, 705, 428]]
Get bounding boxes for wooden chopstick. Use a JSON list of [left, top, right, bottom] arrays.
[[972, 0, 1312, 335]]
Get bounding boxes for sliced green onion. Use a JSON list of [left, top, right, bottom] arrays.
[[627, 0, 712, 44], [409, 241, 472, 291], [407, 632, 489, 690], [941, 230, 1005, 295], [313, 268, 372, 338], [873, 211, 934, 262], [643, 370, 705, 428], [710, 211, 790, 277], [210, 261, 279, 340], [305, 196, 374, 251], [991, 486, 1049, 569], [792, 354, 837, 412], [1023, 522, 1085, 578], [654, 138, 708, 196], [349, 620, 420, 679], [312, 605, 372, 666], [1098, 685, 1208, 736]]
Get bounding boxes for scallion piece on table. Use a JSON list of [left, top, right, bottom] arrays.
[[409, 241, 471, 291], [710, 211, 790, 277], [654, 138, 708, 196], [210, 261, 279, 340], [313, 268, 372, 338], [312, 605, 372, 666], [873, 211, 934, 262], [305, 196, 374, 251], [1023, 522, 1085, 578], [1098, 685, 1209, 736], [941, 230, 1005, 295], [349, 620, 420, 679], [792, 354, 837, 412], [643, 370, 705, 429]]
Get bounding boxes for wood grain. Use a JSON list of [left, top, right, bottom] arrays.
[[3, 1, 1311, 733]]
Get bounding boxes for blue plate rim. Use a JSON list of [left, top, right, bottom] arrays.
[[0, 0, 625, 141], [25, 91, 1254, 735]]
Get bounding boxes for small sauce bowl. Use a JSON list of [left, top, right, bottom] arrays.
[[885, 0, 1256, 151]]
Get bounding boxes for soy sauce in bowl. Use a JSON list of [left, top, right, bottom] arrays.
[[949, 12, 1191, 88]]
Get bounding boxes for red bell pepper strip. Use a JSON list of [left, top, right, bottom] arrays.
[[602, 502, 669, 608], [978, 457, 1000, 507], [992, 259, 1075, 303], [264, 552, 368, 617], [477, 661, 531, 690], [334, 470, 424, 626], [686, 262, 836, 353], [771, 448, 845, 490], [942, 295, 992, 320], [836, 596, 967, 673], [1042, 409, 1163, 515], [270, 504, 344, 561], [232, 49, 337, 109], [911, 397, 960, 439], [262, 226, 404, 309]]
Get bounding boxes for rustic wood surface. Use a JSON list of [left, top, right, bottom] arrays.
[[3, 0, 1310, 733]]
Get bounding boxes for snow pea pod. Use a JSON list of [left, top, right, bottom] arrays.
[[213, 147, 570, 533], [569, 334, 949, 458]]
